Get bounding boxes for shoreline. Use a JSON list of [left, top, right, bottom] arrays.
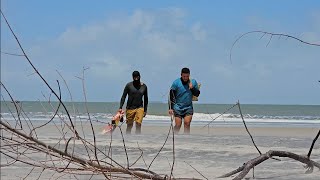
[[137, 125, 320, 138], [21, 120, 320, 138]]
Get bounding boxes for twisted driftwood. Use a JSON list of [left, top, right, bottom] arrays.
[[219, 150, 320, 180]]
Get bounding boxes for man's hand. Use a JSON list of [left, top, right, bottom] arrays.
[[189, 81, 193, 89], [143, 112, 147, 117], [168, 109, 174, 115]]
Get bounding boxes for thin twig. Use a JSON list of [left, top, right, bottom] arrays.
[[230, 30, 320, 63], [202, 103, 238, 128], [307, 129, 320, 158], [237, 100, 262, 155], [184, 161, 208, 180]]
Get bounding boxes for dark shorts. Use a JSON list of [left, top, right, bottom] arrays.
[[174, 108, 194, 118]]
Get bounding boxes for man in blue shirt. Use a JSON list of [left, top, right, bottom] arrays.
[[168, 68, 200, 134]]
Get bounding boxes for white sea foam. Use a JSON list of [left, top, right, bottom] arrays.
[[143, 113, 320, 124], [1, 112, 319, 127]]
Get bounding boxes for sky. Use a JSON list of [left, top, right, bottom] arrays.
[[1, 0, 320, 105]]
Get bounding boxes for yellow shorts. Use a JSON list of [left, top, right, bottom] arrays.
[[126, 108, 144, 124]]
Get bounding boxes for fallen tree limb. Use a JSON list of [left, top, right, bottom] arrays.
[[219, 150, 320, 180]]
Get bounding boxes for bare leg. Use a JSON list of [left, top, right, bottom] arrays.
[[174, 116, 182, 133], [135, 122, 141, 134], [183, 115, 193, 134], [126, 123, 133, 134]]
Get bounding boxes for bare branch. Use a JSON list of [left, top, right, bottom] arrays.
[[307, 130, 320, 158], [230, 30, 320, 63], [237, 101, 262, 155], [220, 150, 320, 180]]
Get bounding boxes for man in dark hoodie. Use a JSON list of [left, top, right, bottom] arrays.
[[119, 71, 148, 134]]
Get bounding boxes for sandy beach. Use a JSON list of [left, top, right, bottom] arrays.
[[1, 121, 320, 179]]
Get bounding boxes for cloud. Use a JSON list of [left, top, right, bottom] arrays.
[[91, 55, 131, 78], [2, 7, 319, 104], [191, 23, 207, 41], [311, 11, 320, 31], [25, 8, 211, 80], [300, 32, 320, 44], [301, 11, 320, 43]]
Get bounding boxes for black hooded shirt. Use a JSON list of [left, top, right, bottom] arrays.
[[120, 81, 148, 112]]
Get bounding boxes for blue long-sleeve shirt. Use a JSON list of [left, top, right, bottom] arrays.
[[169, 78, 200, 111]]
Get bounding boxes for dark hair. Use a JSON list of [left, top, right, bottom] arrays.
[[181, 67, 190, 74], [132, 71, 140, 77]]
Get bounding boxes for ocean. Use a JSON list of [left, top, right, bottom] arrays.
[[1, 101, 319, 128]]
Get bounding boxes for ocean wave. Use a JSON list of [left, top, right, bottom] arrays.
[[144, 113, 320, 124], [2, 112, 319, 124]]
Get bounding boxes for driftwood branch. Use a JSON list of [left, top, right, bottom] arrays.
[[1, 11, 200, 179], [307, 130, 320, 158], [0, 120, 169, 179], [1, 10, 79, 138], [230, 30, 320, 63], [219, 150, 320, 180], [202, 103, 238, 128], [237, 101, 261, 155]]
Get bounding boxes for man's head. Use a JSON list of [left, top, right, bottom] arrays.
[[180, 67, 190, 83], [132, 71, 140, 81]]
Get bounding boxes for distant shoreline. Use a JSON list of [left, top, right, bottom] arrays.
[[1, 100, 320, 106]]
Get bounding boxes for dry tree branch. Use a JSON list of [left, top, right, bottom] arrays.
[[230, 30, 320, 63], [129, 144, 144, 168], [0, 82, 23, 128], [217, 101, 319, 180], [219, 150, 320, 180], [1, 85, 39, 141], [118, 125, 130, 169], [0, 51, 24, 56], [1, 95, 23, 131], [29, 80, 62, 136], [237, 101, 281, 163], [307, 130, 320, 158], [1, 120, 170, 179], [77, 67, 108, 178], [237, 101, 261, 155], [202, 103, 238, 128], [170, 116, 176, 179], [148, 122, 173, 170], [1, 10, 79, 138], [73, 70, 114, 177], [184, 161, 208, 180]]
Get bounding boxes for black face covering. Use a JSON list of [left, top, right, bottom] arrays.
[[133, 77, 141, 87], [132, 71, 141, 88]]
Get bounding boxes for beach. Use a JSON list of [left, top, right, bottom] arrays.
[[1, 102, 319, 179], [1, 120, 320, 180]]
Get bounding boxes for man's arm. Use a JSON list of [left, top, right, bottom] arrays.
[[144, 86, 148, 113], [190, 87, 200, 97], [119, 84, 128, 109], [169, 89, 176, 109], [190, 80, 200, 97]]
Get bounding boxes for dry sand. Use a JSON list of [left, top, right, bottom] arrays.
[[1, 121, 320, 179]]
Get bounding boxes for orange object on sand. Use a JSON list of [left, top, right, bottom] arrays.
[[112, 109, 125, 126], [101, 110, 125, 134], [101, 123, 114, 134]]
